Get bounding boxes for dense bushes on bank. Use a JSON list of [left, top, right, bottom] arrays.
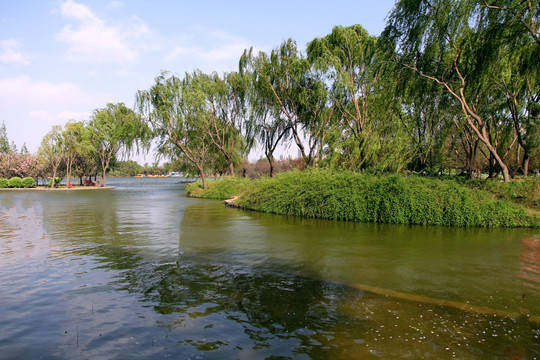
[[0, 176, 37, 188], [459, 177, 539, 210], [186, 170, 539, 228]]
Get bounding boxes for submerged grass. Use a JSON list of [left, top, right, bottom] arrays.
[[186, 169, 540, 228]]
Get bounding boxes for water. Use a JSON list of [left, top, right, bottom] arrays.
[[1, 177, 539, 359]]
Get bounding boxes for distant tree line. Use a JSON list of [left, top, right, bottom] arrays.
[[0, 103, 147, 187]]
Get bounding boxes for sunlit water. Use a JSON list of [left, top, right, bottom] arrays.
[[0, 177, 539, 359]]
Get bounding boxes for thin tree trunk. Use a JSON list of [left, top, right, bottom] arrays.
[[266, 153, 275, 178], [101, 164, 106, 187], [51, 168, 56, 188], [196, 163, 206, 189], [228, 159, 235, 176], [523, 151, 530, 176]]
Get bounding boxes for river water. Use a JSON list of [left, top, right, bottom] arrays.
[[0, 177, 539, 359]]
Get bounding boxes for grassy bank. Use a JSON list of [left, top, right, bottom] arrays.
[[186, 170, 539, 228]]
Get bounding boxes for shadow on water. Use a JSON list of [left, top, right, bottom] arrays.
[[1, 178, 539, 359]]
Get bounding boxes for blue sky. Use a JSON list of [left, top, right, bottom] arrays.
[[1, 0, 396, 162]]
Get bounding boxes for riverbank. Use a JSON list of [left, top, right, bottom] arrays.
[[186, 169, 540, 228]]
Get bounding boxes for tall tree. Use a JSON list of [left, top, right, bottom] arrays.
[[202, 71, 254, 175], [137, 72, 214, 189], [483, 0, 540, 175], [240, 48, 291, 177], [308, 25, 410, 172], [89, 103, 144, 187], [0, 122, 10, 154], [39, 125, 65, 188], [63, 121, 94, 187], [243, 40, 334, 169], [383, 0, 536, 181]]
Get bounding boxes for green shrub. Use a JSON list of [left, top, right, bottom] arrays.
[[48, 177, 61, 187], [462, 177, 539, 210], [0, 178, 8, 188], [7, 177, 23, 188], [22, 177, 36, 188], [190, 169, 538, 228]]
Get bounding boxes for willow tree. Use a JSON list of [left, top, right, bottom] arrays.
[[39, 125, 65, 188], [384, 0, 533, 181], [259, 40, 313, 165], [483, 0, 540, 175], [202, 71, 255, 175], [89, 103, 144, 187], [137, 72, 214, 189], [240, 48, 291, 177], [62, 121, 94, 187], [242, 40, 334, 170], [307, 25, 407, 171]]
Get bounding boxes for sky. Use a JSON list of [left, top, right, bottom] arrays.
[[0, 0, 396, 163]]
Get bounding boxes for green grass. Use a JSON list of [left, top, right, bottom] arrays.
[[186, 170, 540, 228], [185, 176, 253, 200], [460, 176, 539, 210]]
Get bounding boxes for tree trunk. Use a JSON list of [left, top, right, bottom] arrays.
[[51, 168, 56, 188], [100, 156, 108, 187], [266, 153, 275, 178], [101, 167, 106, 187], [522, 151, 530, 177], [196, 163, 206, 189], [66, 158, 72, 188], [228, 160, 235, 176]]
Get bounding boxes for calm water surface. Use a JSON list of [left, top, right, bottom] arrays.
[[0, 177, 539, 359]]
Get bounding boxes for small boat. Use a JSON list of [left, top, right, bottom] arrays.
[[135, 174, 144, 178]]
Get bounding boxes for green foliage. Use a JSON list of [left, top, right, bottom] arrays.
[[0, 178, 8, 188], [461, 177, 540, 210], [0, 122, 10, 154], [90, 102, 148, 186], [186, 176, 252, 200], [21, 177, 36, 188], [48, 177, 61, 187], [191, 170, 538, 228], [109, 160, 145, 177], [7, 177, 23, 188]]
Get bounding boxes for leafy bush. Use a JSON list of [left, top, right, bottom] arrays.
[[188, 169, 539, 228], [463, 177, 539, 210], [0, 178, 8, 188], [22, 177, 36, 188], [7, 177, 23, 188], [48, 177, 61, 187]]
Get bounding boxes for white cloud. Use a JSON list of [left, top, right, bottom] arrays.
[[58, 110, 91, 121], [28, 110, 54, 122], [165, 27, 252, 71], [56, 0, 150, 64], [0, 39, 30, 65], [0, 76, 109, 153], [28, 110, 89, 124], [0, 76, 110, 126], [106, 0, 123, 10], [0, 76, 87, 106]]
